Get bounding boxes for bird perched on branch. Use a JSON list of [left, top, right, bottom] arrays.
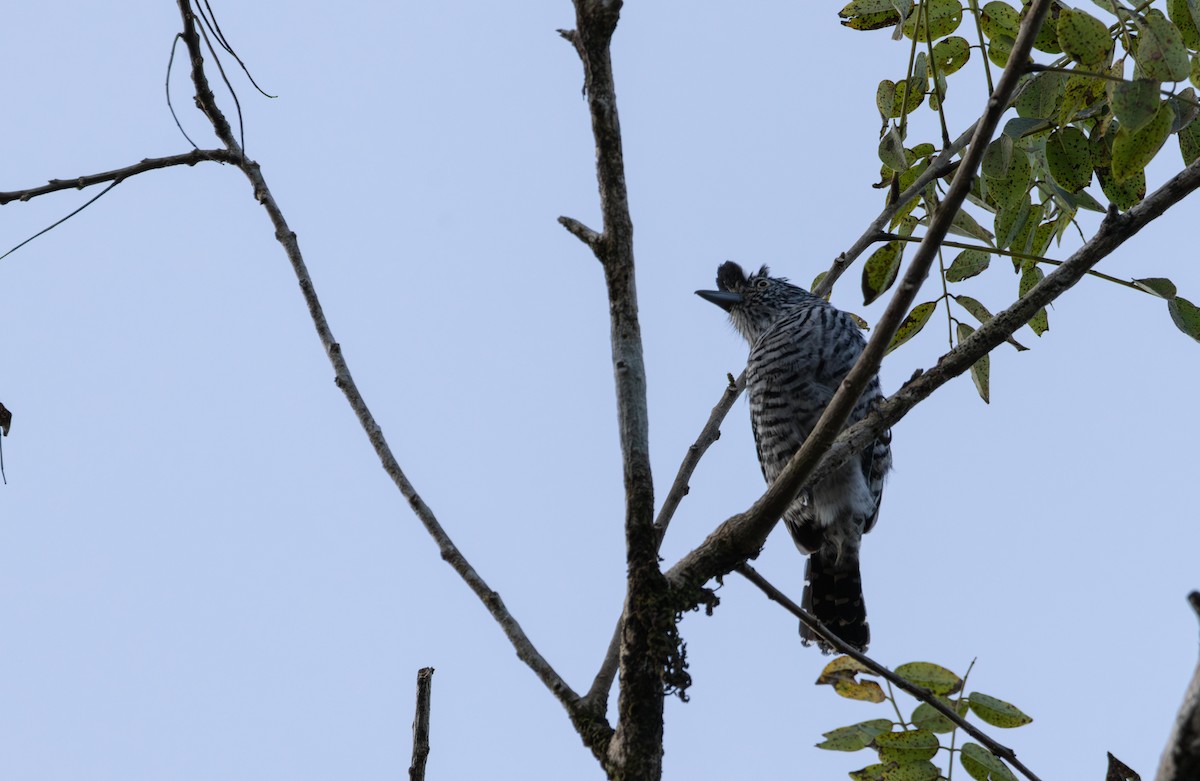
[[696, 261, 891, 652]]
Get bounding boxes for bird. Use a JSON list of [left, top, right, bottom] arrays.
[[696, 261, 891, 653]]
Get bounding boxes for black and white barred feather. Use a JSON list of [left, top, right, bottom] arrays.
[[697, 261, 891, 652]]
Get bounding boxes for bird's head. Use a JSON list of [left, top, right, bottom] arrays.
[[696, 261, 810, 344]]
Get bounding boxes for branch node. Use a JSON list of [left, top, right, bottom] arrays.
[[558, 215, 604, 255]]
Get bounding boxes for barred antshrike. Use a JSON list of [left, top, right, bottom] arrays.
[[697, 262, 891, 652]]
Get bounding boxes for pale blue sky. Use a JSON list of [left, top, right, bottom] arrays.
[[2, 3, 1198, 779]]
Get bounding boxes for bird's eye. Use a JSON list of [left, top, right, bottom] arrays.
[[754, 278, 769, 290]]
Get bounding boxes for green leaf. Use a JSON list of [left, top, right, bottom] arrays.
[[877, 79, 898, 119], [1170, 87, 1198, 133], [894, 662, 963, 695], [887, 301, 938, 354], [1027, 0, 1065, 53], [1019, 262, 1050, 336], [850, 760, 941, 781], [987, 34, 1016, 68], [1057, 8, 1112, 68], [1056, 69, 1107, 126], [1134, 10, 1191, 82], [817, 719, 896, 752], [902, 0, 963, 40], [1092, 124, 1147, 209], [862, 241, 903, 304], [994, 196, 1032, 250], [1002, 117, 1050, 139], [957, 323, 991, 403], [880, 126, 911, 172], [946, 249, 991, 282], [1168, 0, 1200, 49], [1133, 277, 1178, 298], [961, 743, 1018, 781], [1015, 71, 1068, 119], [1193, 52, 1200, 90], [949, 208, 996, 244], [931, 35, 971, 74], [1112, 102, 1174, 181], [840, 0, 910, 30], [967, 692, 1034, 728], [911, 698, 968, 733], [1180, 115, 1200, 164], [873, 729, 940, 763], [1045, 126, 1092, 192], [956, 294, 995, 323], [1110, 79, 1162, 133], [981, 2, 1021, 39], [1168, 296, 1200, 342], [983, 142, 1033, 210]]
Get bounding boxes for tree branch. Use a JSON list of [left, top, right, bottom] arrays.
[[736, 563, 1043, 781], [409, 667, 434, 781], [168, 0, 613, 752], [560, 0, 667, 776], [669, 151, 1200, 604], [1155, 591, 1200, 781], [0, 149, 237, 205]]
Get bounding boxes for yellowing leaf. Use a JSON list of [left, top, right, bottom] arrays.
[[862, 241, 903, 305], [887, 301, 937, 354], [872, 729, 940, 763]]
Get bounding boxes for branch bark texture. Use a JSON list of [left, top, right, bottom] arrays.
[[560, 1, 668, 777], [1156, 591, 1200, 781], [409, 667, 434, 781]]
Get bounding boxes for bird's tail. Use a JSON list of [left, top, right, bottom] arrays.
[[801, 549, 869, 653]]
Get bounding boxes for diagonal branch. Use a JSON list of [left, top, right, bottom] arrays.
[[169, 0, 612, 751], [0, 149, 237, 205], [1155, 591, 1200, 781], [736, 563, 1043, 781], [669, 151, 1200, 600]]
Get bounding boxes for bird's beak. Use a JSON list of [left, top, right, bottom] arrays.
[[695, 289, 742, 312]]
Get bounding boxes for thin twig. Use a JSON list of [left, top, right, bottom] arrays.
[[736, 563, 1043, 781], [409, 667, 434, 781], [170, 0, 609, 748], [0, 149, 236, 205], [0, 182, 120, 262]]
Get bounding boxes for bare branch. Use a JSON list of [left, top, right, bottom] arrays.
[[165, 0, 611, 749], [409, 667, 434, 781], [1155, 591, 1200, 781], [558, 215, 604, 254], [0, 149, 236, 205], [736, 563, 1043, 781], [561, 0, 668, 774]]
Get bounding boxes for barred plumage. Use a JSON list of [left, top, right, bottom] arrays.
[[697, 261, 891, 652]]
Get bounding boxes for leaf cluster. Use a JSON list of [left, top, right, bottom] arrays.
[[816, 657, 1034, 781], [838, 0, 1200, 403]]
